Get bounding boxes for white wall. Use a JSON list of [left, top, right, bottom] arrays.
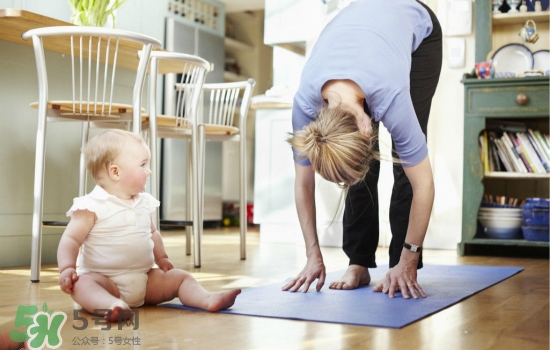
[[423, 0, 474, 250]]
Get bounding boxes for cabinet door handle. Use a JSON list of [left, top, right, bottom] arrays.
[[516, 93, 529, 105]]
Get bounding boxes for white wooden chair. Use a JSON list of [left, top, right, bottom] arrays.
[[193, 80, 256, 265], [147, 73, 255, 267], [142, 50, 212, 267], [22, 26, 161, 282]]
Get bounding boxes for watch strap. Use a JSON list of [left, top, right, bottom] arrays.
[[403, 242, 422, 253]]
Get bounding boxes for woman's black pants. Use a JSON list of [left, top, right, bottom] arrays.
[[342, 3, 442, 269]]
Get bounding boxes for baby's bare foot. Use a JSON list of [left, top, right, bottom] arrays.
[[206, 289, 241, 311], [105, 300, 131, 322], [329, 265, 371, 290]]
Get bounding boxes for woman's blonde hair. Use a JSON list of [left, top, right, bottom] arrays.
[[288, 105, 378, 187], [84, 129, 147, 185]]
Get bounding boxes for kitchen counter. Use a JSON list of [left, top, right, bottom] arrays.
[[250, 93, 293, 110], [0, 8, 187, 74], [250, 101, 292, 110]]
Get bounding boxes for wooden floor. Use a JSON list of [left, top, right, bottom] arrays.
[[0, 227, 548, 350]]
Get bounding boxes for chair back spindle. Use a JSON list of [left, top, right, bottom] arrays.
[[67, 35, 122, 118]]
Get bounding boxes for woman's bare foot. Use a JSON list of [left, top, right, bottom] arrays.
[[105, 299, 131, 322], [329, 265, 371, 290], [205, 289, 241, 311]]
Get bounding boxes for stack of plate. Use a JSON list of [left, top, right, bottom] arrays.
[[478, 207, 523, 239]]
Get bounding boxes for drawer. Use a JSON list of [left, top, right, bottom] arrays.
[[464, 78, 549, 117]]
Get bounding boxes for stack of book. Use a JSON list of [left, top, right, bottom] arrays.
[[479, 127, 550, 174]]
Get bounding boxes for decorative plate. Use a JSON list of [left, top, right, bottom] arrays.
[[533, 49, 549, 71], [491, 43, 534, 75]]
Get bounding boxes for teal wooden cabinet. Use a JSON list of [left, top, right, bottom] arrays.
[[459, 76, 550, 255]]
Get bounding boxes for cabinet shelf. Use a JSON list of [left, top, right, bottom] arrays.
[[461, 0, 550, 257], [492, 11, 550, 25], [463, 237, 549, 248], [460, 76, 549, 256], [485, 171, 550, 179]]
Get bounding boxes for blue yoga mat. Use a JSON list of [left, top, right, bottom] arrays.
[[160, 264, 523, 328]]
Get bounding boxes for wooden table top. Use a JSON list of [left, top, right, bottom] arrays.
[[0, 8, 190, 74]]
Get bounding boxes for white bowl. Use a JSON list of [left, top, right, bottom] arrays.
[[484, 227, 523, 239], [478, 214, 522, 221], [478, 210, 522, 219], [479, 207, 522, 214], [478, 216, 523, 229], [478, 210, 522, 215]]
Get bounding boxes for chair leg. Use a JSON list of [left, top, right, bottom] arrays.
[[191, 126, 202, 268], [30, 113, 47, 282], [185, 140, 192, 256], [198, 125, 206, 262], [239, 138, 247, 260], [78, 123, 89, 197], [148, 129, 159, 230]]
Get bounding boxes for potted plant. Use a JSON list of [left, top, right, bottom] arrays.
[[67, 0, 127, 27]]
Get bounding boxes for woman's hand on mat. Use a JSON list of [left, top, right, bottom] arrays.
[[282, 254, 326, 293], [58, 267, 78, 294], [373, 259, 426, 299]]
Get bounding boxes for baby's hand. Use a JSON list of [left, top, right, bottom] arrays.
[[156, 257, 174, 272], [58, 267, 78, 294]]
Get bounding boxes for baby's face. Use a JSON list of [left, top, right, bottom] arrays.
[[117, 141, 152, 197]]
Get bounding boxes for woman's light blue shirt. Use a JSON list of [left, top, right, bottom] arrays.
[[292, 0, 433, 167]]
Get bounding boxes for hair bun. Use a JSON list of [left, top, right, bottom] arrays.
[[312, 130, 328, 144]]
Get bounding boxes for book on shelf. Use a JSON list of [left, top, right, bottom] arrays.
[[528, 129, 550, 172], [535, 130, 550, 154], [493, 138, 513, 172], [501, 131, 529, 173], [488, 132, 501, 172], [483, 130, 490, 172], [515, 132, 544, 173], [479, 128, 550, 174], [516, 132, 546, 173]]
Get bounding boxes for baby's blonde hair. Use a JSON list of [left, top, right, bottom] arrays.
[[288, 105, 378, 187], [84, 129, 147, 185]]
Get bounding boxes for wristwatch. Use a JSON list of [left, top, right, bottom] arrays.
[[403, 242, 422, 253]]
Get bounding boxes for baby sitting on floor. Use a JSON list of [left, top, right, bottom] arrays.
[[57, 129, 240, 321]]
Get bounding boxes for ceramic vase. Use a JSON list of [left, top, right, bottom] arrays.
[[508, 0, 520, 12], [492, 0, 502, 12], [520, 0, 528, 11]]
